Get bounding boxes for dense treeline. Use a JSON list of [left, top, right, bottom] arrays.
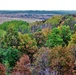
[[0, 15, 76, 75]]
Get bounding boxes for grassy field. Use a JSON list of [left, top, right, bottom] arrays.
[[0, 17, 42, 24]]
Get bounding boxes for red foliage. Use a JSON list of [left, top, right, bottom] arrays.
[[11, 54, 31, 75], [0, 63, 6, 75]]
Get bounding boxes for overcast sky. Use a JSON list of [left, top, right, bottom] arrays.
[[0, 0, 76, 10]]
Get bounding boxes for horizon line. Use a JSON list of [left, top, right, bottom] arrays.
[[0, 10, 76, 11]]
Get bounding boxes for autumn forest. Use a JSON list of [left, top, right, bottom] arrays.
[[0, 14, 76, 75]]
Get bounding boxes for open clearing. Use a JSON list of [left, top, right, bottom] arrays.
[[0, 17, 42, 24]]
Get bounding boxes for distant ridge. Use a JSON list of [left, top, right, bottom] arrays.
[[0, 10, 76, 14]]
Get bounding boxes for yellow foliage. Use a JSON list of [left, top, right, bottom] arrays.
[[69, 33, 76, 45], [42, 28, 50, 36]]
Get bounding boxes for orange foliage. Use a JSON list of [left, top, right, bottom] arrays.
[[49, 46, 74, 75], [0, 63, 6, 75], [11, 54, 31, 75]]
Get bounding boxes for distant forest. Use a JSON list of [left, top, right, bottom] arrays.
[[0, 10, 76, 14]]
